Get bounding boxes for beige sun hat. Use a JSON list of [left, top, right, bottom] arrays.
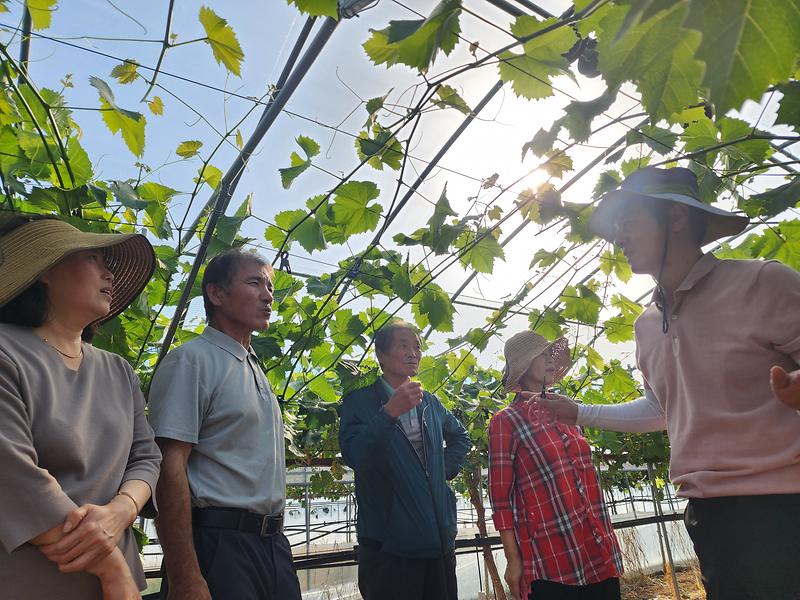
[[0, 217, 155, 324], [502, 330, 571, 392]]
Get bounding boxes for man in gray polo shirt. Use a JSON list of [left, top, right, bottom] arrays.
[[148, 250, 301, 600]]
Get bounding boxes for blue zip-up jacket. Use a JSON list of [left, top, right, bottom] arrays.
[[339, 381, 471, 558]]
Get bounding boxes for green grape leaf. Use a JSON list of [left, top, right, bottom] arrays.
[[196, 164, 222, 189], [287, 0, 338, 18], [90, 77, 146, 157], [418, 355, 451, 390], [199, 6, 244, 76], [596, 3, 704, 120], [355, 125, 403, 171], [51, 136, 92, 189], [455, 228, 505, 273], [687, 0, 800, 115], [266, 208, 326, 253], [530, 246, 567, 269], [592, 170, 621, 200], [433, 84, 471, 114], [332, 180, 382, 235], [603, 293, 642, 343], [560, 283, 602, 325], [110, 59, 139, 84], [279, 135, 321, 189], [738, 178, 800, 219], [776, 81, 800, 130], [522, 126, 558, 160], [542, 150, 573, 178], [390, 260, 417, 302], [363, 0, 462, 71], [528, 307, 565, 340], [558, 87, 617, 143], [498, 16, 577, 100], [598, 248, 632, 282], [26, 0, 57, 30], [364, 90, 391, 127], [625, 124, 678, 154], [415, 287, 455, 332], [148, 96, 164, 116], [717, 117, 771, 170], [176, 140, 203, 158]]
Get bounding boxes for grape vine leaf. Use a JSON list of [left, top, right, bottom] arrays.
[[560, 283, 603, 325], [455, 227, 505, 273], [110, 59, 139, 84], [332, 180, 382, 235], [265, 209, 326, 253], [498, 16, 577, 100], [199, 6, 245, 76], [148, 96, 164, 116], [26, 0, 57, 30], [528, 307, 565, 340], [414, 287, 455, 332], [687, 0, 800, 115], [738, 178, 800, 219], [280, 135, 321, 189], [596, 3, 704, 120], [355, 124, 403, 171], [287, 0, 338, 18], [776, 81, 800, 130], [363, 0, 462, 71], [176, 140, 203, 158], [625, 125, 678, 154], [89, 77, 146, 157], [433, 84, 471, 114], [598, 248, 632, 282]]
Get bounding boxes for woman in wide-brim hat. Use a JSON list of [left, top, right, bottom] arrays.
[[0, 215, 161, 600], [487, 331, 623, 600]]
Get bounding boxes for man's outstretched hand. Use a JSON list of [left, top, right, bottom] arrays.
[[521, 391, 579, 425], [770, 366, 800, 410]]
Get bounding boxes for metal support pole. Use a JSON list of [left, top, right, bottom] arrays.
[[156, 17, 339, 366]]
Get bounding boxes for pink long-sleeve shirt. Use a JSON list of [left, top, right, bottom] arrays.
[[635, 254, 800, 498]]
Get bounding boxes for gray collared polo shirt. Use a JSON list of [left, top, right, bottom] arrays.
[[148, 326, 285, 515]]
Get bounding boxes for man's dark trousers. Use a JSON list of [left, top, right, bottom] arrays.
[[684, 493, 800, 600], [160, 527, 302, 600], [357, 543, 458, 600]]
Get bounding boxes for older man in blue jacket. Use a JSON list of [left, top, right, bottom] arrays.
[[339, 319, 471, 600]]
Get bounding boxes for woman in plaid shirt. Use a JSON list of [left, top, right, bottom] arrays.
[[488, 331, 623, 600]]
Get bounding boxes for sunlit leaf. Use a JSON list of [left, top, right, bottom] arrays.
[[433, 84, 471, 114], [90, 77, 146, 157], [148, 96, 164, 116], [687, 0, 800, 114], [597, 3, 704, 120], [332, 180, 382, 235], [280, 135, 321, 189], [455, 228, 505, 273], [176, 140, 203, 158], [363, 0, 462, 72], [287, 0, 338, 18], [199, 6, 244, 76], [498, 16, 577, 100], [110, 59, 139, 84], [26, 0, 57, 30], [776, 81, 800, 131]]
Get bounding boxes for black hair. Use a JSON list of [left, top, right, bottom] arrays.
[[373, 319, 419, 355], [0, 214, 97, 341], [201, 249, 273, 319]]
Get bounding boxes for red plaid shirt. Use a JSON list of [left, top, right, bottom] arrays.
[[488, 398, 623, 586]]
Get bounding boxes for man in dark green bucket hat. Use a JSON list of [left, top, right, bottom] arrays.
[[542, 166, 800, 599]]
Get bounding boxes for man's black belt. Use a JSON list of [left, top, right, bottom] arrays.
[[192, 506, 284, 537]]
